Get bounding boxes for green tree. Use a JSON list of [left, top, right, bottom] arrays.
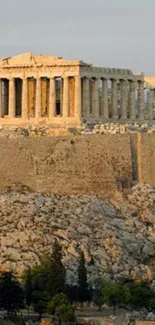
[[47, 293, 75, 325], [23, 243, 66, 318], [102, 283, 131, 315], [19, 315, 26, 325], [31, 255, 52, 293], [32, 290, 50, 321], [128, 282, 155, 310], [93, 296, 105, 311], [77, 251, 89, 303], [47, 293, 68, 313], [25, 242, 66, 301], [93, 275, 110, 311], [23, 256, 51, 319], [65, 284, 78, 304], [48, 239, 66, 297], [24, 267, 32, 313], [56, 303, 75, 324], [0, 271, 25, 315]]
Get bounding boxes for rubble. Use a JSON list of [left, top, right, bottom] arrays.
[[0, 121, 155, 138]]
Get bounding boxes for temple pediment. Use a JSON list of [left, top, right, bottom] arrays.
[[0, 52, 89, 68]]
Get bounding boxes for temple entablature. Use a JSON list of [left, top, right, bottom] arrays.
[[144, 75, 155, 89]]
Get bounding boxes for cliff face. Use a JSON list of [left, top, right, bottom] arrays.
[[0, 183, 155, 283]]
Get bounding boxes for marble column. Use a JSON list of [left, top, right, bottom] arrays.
[[120, 80, 127, 119], [111, 79, 118, 119], [22, 78, 28, 119], [49, 77, 56, 119], [82, 77, 90, 118], [63, 77, 69, 117], [0, 79, 2, 118], [101, 78, 109, 119], [92, 78, 99, 119], [128, 80, 136, 120], [9, 78, 15, 118], [35, 77, 42, 119], [138, 81, 144, 120], [147, 90, 153, 120], [74, 76, 81, 120]]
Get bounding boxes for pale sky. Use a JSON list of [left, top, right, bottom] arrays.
[[0, 0, 154, 74]]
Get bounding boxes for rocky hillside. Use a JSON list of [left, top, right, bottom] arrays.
[[0, 183, 155, 283]]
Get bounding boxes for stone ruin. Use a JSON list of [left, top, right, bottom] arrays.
[[0, 51, 154, 128]]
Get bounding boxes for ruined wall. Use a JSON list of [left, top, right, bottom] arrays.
[[0, 135, 132, 198]]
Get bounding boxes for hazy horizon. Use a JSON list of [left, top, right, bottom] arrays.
[[0, 0, 154, 75]]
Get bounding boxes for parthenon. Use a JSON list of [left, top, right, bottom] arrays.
[[0, 51, 153, 126]]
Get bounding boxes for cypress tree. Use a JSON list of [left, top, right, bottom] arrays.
[[24, 267, 32, 313], [77, 251, 89, 303], [49, 239, 66, 297]]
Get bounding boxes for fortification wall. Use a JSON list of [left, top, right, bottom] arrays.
[[0, 133, 154, 198], [136, 133, 155, 185], [0, 135, 132, 199]]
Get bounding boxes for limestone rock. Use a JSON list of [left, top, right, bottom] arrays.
[[40, 320, 53, 325], [0, 183, 155, 283], [147, 312, 155, 320]]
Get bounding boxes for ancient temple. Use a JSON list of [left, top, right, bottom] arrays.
[[0, 52, 150, 126]]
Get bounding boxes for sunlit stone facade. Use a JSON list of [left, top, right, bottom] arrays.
[[0, 52, 151, 126]]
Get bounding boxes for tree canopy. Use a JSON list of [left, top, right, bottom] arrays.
[[24, 267, 32, 313], [102, 282, 131, 315], [47, 293, 75, 325], [0, 271, 25, 315], [77, 251, 89, 303], [48, 239, 66, 297]]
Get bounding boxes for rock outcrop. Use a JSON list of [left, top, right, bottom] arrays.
[[0, 183, 155, 283]]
